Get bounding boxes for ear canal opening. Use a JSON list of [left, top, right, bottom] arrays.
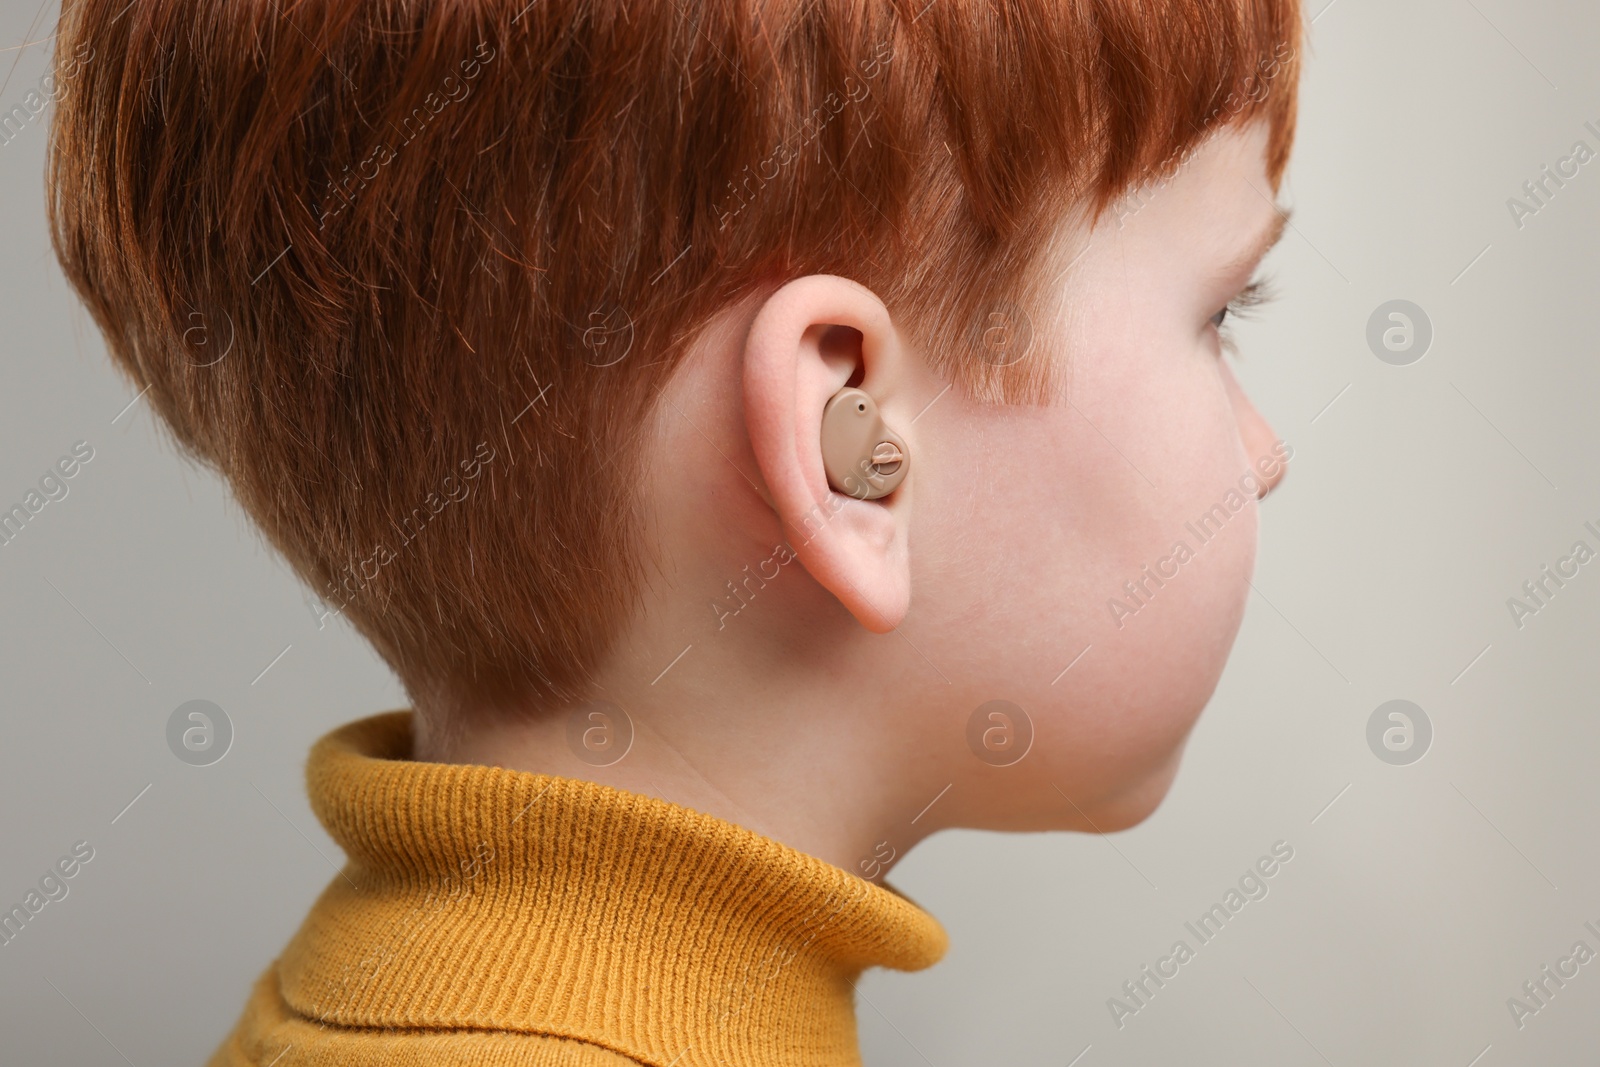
[[825, 326, 866, 391]]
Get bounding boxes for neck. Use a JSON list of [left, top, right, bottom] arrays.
[[418, 625, 949, 880], [422, 700, 942, 881]]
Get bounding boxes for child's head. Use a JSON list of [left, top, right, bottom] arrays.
[[50, 1, 1301, 845]]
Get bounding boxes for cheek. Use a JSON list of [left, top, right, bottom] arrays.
[[919, 332, 1259, 810], [1056, 339, 1260, 793]]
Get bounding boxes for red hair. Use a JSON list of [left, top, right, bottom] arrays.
[[48, 0, 1302, 721]]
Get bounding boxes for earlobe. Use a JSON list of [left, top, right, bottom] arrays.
[[742, 276, 914, 632]]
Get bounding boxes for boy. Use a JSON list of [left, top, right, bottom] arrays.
[[47, 0, 1302, 1063]]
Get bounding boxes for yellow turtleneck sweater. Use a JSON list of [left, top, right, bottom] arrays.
[[208, 711, 947, 1066]]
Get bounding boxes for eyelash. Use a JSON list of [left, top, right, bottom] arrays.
[[1209, 276, 1279, 356]]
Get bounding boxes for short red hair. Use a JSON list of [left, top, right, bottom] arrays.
[[48, 0, 1301, 721]]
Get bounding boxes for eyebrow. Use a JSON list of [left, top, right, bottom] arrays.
[[1215, 205, 1292, 283]]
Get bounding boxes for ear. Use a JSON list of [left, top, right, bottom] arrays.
[[743, 276, 914, 632]]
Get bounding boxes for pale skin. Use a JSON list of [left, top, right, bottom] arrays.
[[425, 118, 1291, 881]]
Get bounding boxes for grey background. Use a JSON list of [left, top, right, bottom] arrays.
[[1, 1, 1596, 1064]]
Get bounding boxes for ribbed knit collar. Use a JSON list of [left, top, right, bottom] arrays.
[[277, 712, 947, 1067]]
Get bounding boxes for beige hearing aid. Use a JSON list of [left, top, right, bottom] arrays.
[[820, 387, 909, 500]]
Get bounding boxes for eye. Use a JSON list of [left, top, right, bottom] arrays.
[[1210, 276, 1279, 355]]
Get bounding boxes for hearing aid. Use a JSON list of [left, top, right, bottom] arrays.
[[820, 387, 909, 500]]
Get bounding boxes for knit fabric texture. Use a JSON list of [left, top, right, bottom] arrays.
[[207, 711, 947, 1066]]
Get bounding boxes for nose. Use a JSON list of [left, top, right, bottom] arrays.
[[1218, 359, 1287, 499]]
